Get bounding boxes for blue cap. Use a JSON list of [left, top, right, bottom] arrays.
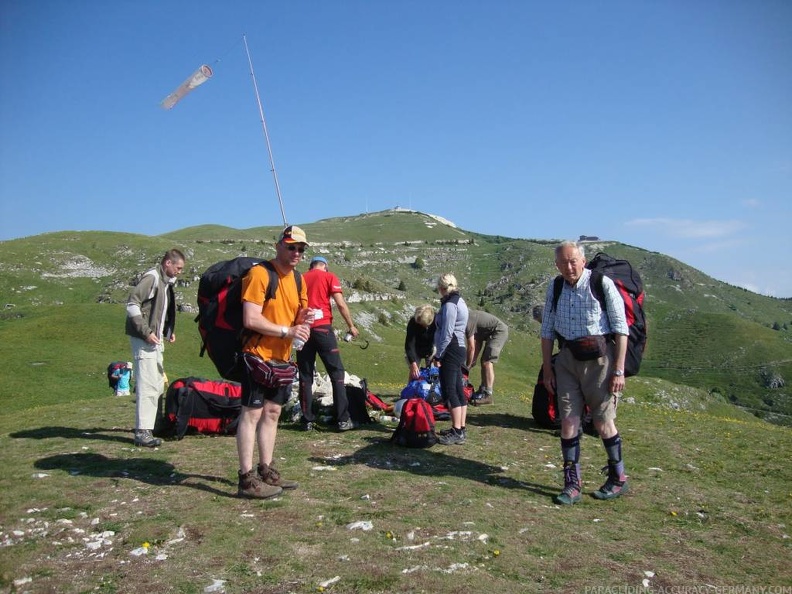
[[310, 256, 328, 267]]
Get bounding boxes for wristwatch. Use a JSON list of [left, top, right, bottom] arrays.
[[280, 326, 288, 338], [612, 369, 624, 377]]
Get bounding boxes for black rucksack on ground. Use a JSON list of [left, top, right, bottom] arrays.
[[531, 357, 560, 430], [552, 252, 647, 377], [196, 258, 302, 382], [154, 376, 242, 439], [391, 398, 438, 448], [346, 378, 378, 425]]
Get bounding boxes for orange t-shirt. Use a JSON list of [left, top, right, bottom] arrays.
[[240, 262, 307, 362]]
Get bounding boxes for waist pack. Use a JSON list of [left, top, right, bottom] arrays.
[[242, 353, 297, 388], [565, 335, 608, 361]]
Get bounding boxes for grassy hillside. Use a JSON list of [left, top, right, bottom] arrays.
[[1, 210, 791, 424]]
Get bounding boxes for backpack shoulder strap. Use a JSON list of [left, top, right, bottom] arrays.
[[551, 276, 564, 312], [260, 261, 302, 301], [260, 261, 279, 301], [589, 270, 606, 310], [294, 269, 302, 296]]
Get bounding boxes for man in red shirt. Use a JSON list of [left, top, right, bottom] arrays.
[[297, 256, 359, 431]]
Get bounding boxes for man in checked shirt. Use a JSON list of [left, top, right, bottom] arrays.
[[540, 241, 630, 505]]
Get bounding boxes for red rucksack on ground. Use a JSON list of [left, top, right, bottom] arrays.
[[391, 398, 438, 448], [154, 377, 242, 439], [196, 258, 302, 382]]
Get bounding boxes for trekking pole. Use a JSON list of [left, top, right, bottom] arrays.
[[242, 34, 288, 227]]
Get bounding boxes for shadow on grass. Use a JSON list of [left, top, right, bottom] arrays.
[[33, 452, 237, 498], [309, 435, 557, 499], [464, 409, 560, 434], [10, 425, 133, 444]]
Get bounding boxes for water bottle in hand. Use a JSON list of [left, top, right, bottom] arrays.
[[292, 334, 305, 351], [292, 309, 315, 351]]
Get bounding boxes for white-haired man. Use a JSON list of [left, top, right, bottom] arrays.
[[540, 241, 630, 504]]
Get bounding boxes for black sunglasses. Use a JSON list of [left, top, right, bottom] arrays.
[[285, 244, 306, 253]]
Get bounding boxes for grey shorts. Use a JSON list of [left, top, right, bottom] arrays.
[[478, 324, 508, 363], [555, 343, 618, 424]]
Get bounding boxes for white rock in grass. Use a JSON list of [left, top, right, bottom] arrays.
[[396, 542, 431, 551], [129, 546, 148, 556], [440, 562, 469, 573], [644, 571, 655, 577], [319, 576, 341, 588], [204, 579, 226, 593], [32, 473, 50, 479], [347, 521, 373, 531]]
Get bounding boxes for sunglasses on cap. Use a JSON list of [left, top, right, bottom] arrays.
[[285, 244, 306, 253]]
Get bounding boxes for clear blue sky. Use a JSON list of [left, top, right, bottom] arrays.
[[1, 1, 790, 296]]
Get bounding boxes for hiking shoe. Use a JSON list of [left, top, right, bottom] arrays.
[[337, 419, 358, 432], [301, 420, 314, 432], [471, 393, 493, 406], [133, 429, 161, 448], [438, 429, 466, 445], [257, 463, 298, 490], [593, 465, 629, 500], [238, 470, 283, 499], [554, 462, 582, 505], [554, 484, 582, 505]]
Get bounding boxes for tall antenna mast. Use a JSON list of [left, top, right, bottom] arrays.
[[242, 34, 288, 227]]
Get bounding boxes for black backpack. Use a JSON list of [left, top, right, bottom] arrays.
[[346, 378, 390, 425], [196, 258, 302, 382], [552, 252, 647, 377], [531, 357, 560, 430]]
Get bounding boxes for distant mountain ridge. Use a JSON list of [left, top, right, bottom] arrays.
[[1, 208, 790, 424]]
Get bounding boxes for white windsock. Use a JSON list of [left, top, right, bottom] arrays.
[[160, 65, 213, 110]]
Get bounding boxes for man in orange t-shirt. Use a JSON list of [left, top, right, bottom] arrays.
[[235, 225, 310, 499]]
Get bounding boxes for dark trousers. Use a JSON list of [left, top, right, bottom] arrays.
[[297, 324, 349, 423], [440, 340, 467, 409]]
